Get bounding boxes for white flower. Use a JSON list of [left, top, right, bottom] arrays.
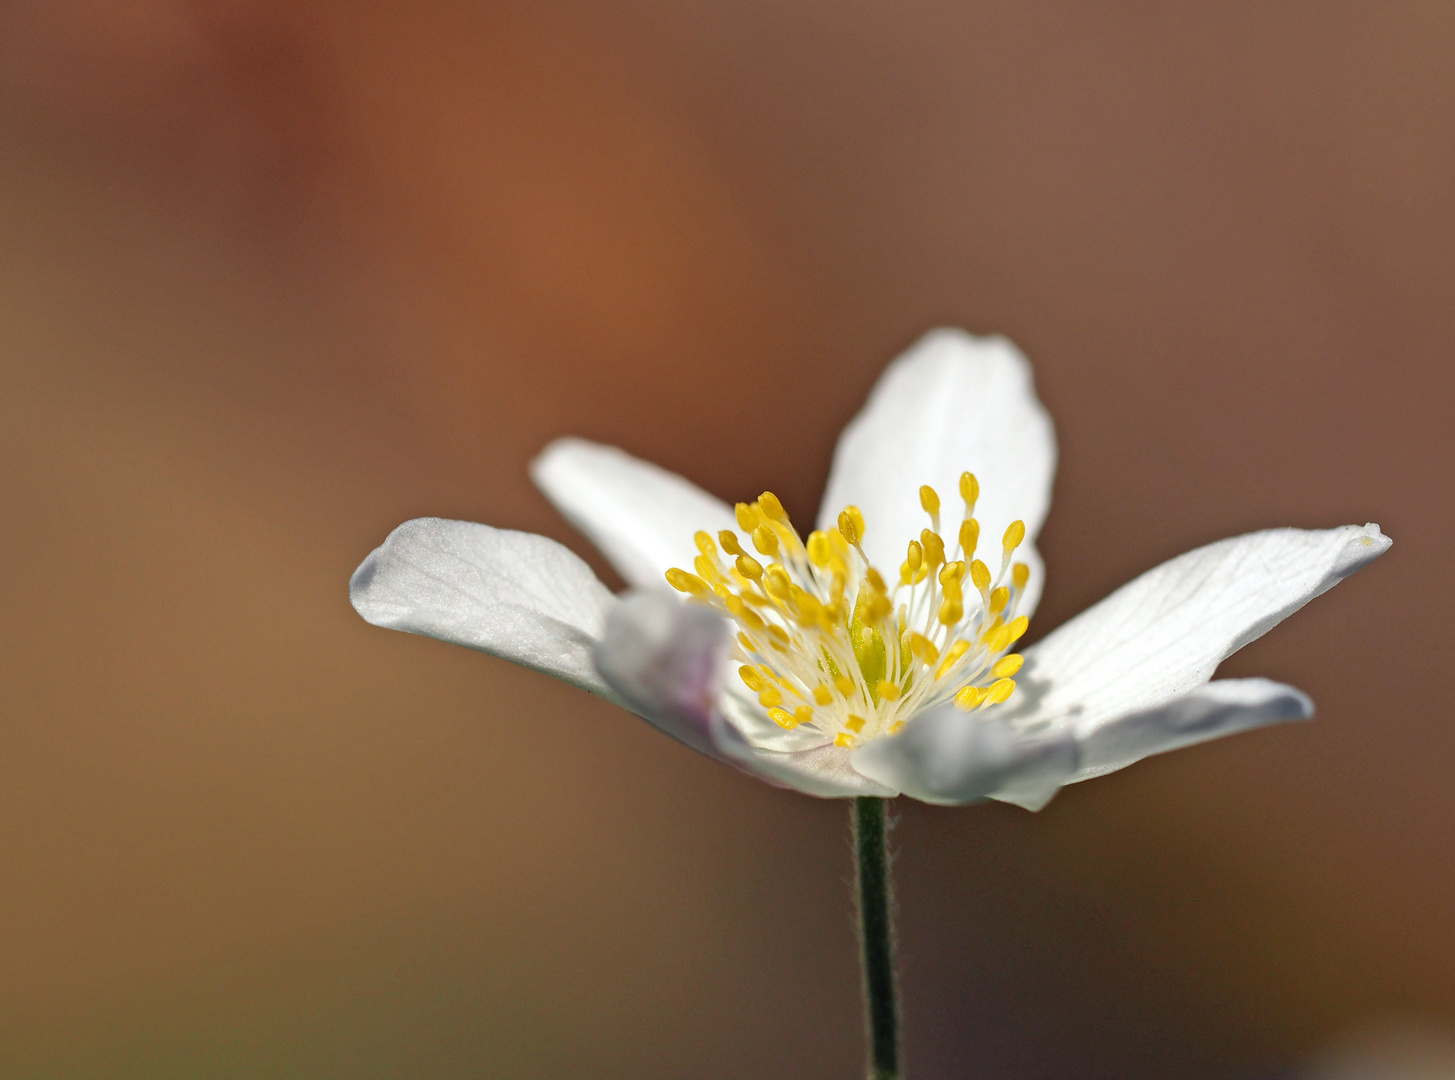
[[350, 329, 1390, 810]]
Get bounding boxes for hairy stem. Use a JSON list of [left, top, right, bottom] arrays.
[[853, 796, 900, 1080]]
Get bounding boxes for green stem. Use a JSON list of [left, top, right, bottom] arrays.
[[853, 796, 900, 1080]]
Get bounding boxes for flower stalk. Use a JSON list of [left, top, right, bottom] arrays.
[[854, 796, 900, 1080]]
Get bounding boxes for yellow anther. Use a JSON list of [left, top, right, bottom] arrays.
[[985, 678, 1016, 705], [769, 707, 799, 730], [959, 518, 979, 558], [735, 502, 762, 531], [725, 595, 766, 631], [735, 554, 764, 580], [938, 560, 964, 586], [762, 565, 792, 600], [837, 506, 865, 545], [908, 632, 940, 665], [940, 578, 963, 604], [920, 529, 945, 568], [844, 715, 866, 733], [1006, 615, 1029, 643], [752, 524, 779, 557], [954, 685, 984, 710], [1003, 519, 1026, 555], [759, 687, 784, 707], [938, 598, 964, 626], [758, 491, 788, 523], [985, 625, 1013, 653], [694, 531, 717, 558], [833, 675, 857, 697], [738, 666, 766, 691], [1012, 562, 1030, 591], [806, 531, 832, 567], [834, 732, 857, 747], [797, 605, 829, 633], [935, 639, 971, 680], [876, 679, 902, 701], [737, 633, 755, 652], [865, 567, 888, 595], [919, 485, 940, 516], [906, 540, 923, 573], [794, 705, 814, 726], [991, 653, 1024, 678], [970, 559, 992, 592], [959, 471, 979, 510], [767, 625, 791, 649], [718, 530, 745, 556], [813, 684, 834, 705], [665, 568, 711, 596], [694, 556, 724, 585], [989, 586, 1009, 614]]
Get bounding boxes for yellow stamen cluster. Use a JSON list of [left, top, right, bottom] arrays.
[[665, 474, 1033, 750]]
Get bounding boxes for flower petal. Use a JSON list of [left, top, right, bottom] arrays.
[[1067, 677, 1312, 784], [593, 590, 734, 757], [816, 329, 1057, 616], [1011, 523, 1390, 736], [712, 729, 898, 798], [350, 517, 621, 700], [532, 437, 738, 589], [851, 707, 1079, 809], [595, 591, 893, 796]]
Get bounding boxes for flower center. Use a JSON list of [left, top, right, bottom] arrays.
[[665, 472, 1031, 749]]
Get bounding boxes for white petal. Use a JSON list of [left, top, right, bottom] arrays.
[[531, 438, 738, 589], [1012, 523, 1390, 736], [711, 728, 898, 798], [851, 707, 1079, 809], [595, 591, 893, 796], [350, 517, 620, 700], [593, 590, 733, 756], [1068, 677, 1312, 784], [817, 329, 1057, 616]]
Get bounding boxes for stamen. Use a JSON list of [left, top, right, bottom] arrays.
[[969, 560, 992, 592], [921, 530, 945, 569], [985, 678, 1016, 705], [958, 518, 979, 558], [666, 470, 1033, 750], [959, 471, 979, 513], [753, 524, 780, 557], [758, 491, 789, 522], [991, 654, 1023, 678], [1002, 520, 1025, 561], [769, 707, 799, 729]]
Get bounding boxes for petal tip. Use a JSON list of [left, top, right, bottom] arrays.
[[348, 547, 381, 616], [1334, 522, 1392, 580]]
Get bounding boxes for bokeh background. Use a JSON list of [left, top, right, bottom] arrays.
[[1, 2, 1451, 1077]]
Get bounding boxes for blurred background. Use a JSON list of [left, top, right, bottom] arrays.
[[1, 2, 1451, 1077]]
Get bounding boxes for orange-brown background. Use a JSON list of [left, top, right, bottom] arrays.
[[1, 3, 1450, 1077]]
